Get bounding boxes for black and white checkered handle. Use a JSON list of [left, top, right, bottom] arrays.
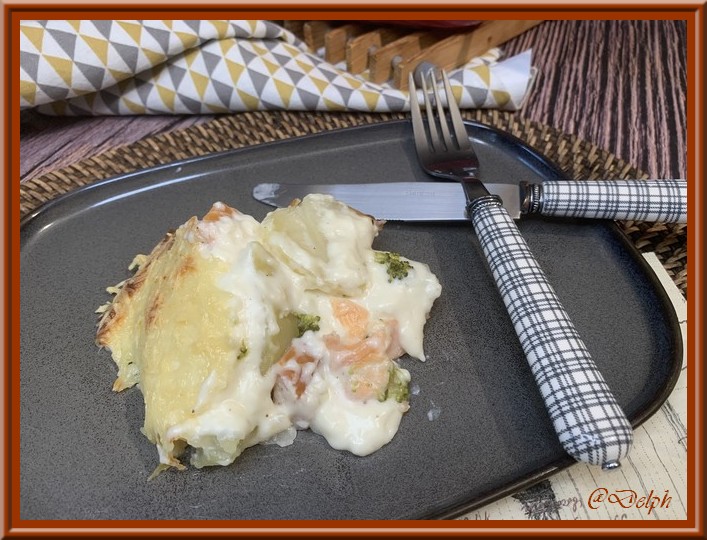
[[528, 179, 687, 223], [469, 196, 634, 468]]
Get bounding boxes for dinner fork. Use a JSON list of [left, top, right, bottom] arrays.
[[409, 69, 633, 469]]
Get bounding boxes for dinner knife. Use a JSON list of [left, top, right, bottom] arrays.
[[253, 179, 687, 223]]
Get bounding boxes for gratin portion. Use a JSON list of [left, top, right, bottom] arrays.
[[96, 194, 441, 474]]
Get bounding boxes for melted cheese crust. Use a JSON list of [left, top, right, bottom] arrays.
[[97, 195, 441, 473]]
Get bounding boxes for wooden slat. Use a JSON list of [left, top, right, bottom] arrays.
[[394, 20, 544, 90], [345, 27, 407, 74], [368, 32, 441, 84], [281, 21, 305, 40], [323, 23, 368, 64], [303, 21, 333, 51]]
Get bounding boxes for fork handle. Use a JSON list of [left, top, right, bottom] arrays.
[[469, 196, 633, 468]]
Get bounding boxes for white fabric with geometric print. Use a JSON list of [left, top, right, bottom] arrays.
[[19, 19, 535, 115]]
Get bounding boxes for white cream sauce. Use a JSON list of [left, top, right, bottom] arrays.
[[139, 195, 441, 468]]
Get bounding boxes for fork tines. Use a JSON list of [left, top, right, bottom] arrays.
[[409, 69, 472, 154]]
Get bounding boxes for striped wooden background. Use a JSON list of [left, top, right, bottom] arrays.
[[503, 20, 687, 180], [19, 19, 688, 182]]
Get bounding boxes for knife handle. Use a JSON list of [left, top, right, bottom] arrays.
[[522, 179, 687, 223], [469, 196, 633, 468]]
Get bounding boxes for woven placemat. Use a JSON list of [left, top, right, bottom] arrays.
[[20, 109, 687, 295]]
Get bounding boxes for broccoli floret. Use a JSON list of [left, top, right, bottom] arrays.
[[295, 313, 321, 337], [379, 365, 410, 403], [374, 251, 413, 282]]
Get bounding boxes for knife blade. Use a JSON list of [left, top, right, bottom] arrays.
[[252, 179, 687, 223]]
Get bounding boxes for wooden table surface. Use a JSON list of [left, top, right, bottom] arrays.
[[19, 19, 687, 184]]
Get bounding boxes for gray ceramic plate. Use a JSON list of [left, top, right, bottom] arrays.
[[20, 120, 681, 520]]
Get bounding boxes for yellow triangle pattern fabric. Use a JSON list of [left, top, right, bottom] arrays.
[[117, 21, 143, 45], [175, 31, 200, 51], [189, 70, 210, 99], [21, 25, 45, 52], [66, 20, 81, 32], [492, 90, 511, 109], [43, 55, 73, 87], [274, 79, 294, 108], [20, 80, 37, 105], [237, 89, 260, 110], [208, 20, 231, 36], [123, 97, 146, 114], [141, 48, 166, 66], [19, 20, 534, 115], [82, 35, 109, 65], [156, 84, 176, 111], [472, 64, 491, 87]]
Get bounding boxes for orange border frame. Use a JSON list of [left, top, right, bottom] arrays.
[[3, 2, 704, 538]]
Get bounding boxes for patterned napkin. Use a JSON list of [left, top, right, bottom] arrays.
[[19, 20, 535, 115]]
